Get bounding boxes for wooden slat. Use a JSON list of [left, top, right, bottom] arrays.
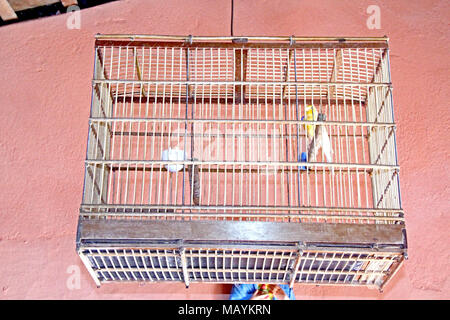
[[115, 96, 360, 106], [77, 218, 405, 246], [0, 0, 17, 21], [7, 0, 58, 12], [234, 48, 248, 103], [95, 40, 389, 50], [5, 1, 77, 14], [282, 49, 293, 98], [96, 34, 389, 42], [329, 49, 343, 99], [61, 0, 78, 7]]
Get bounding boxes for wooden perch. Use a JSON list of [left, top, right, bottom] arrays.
[[0, 0, 17, 21], [329, 49, 343, 99], [61, 0, 78, 6]]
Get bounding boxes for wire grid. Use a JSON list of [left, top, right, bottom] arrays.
[[80, 246, 402, 288], [81, 38, 402, 224]]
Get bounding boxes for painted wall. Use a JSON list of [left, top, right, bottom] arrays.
[[0, 0, 448, 299]]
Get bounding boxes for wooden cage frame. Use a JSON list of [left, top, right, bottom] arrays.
[[77, 35, 407, 291]]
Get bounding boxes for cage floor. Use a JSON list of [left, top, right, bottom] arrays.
[[79, 246, 403, 289]]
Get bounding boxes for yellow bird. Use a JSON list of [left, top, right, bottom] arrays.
[[303, 105, 318, 139]]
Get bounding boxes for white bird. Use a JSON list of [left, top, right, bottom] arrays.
[[307, 113, 333, 162], [162, 148, 186, 172]]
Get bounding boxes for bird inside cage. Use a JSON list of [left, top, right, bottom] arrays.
[[303, 105, 319, 139], [307, 113, 333, 162], [302, 105, 333, 163]]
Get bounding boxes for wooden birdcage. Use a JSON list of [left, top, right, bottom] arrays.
[[76, 35, 407, 291]]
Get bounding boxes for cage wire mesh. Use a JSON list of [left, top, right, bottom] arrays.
[[80, 246, 401, 288], [77, 35, 406, 289]]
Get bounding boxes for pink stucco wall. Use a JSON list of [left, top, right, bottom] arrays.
[[0, 0, 448, 299]]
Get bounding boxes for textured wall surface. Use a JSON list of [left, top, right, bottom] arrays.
[[0, 0, 448, 299]]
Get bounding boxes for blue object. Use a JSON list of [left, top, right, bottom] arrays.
[[298, 118, 307, 170], [229, 284, 296, 300], [299, 152, 307, 170]]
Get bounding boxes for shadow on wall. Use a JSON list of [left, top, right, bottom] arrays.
[[0, 0, 119, 27]]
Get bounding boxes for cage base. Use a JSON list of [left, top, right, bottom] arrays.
[[76, 217, 406, 289]]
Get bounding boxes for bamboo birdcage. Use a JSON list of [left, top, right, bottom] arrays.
[[76, 35, 407, 291]]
